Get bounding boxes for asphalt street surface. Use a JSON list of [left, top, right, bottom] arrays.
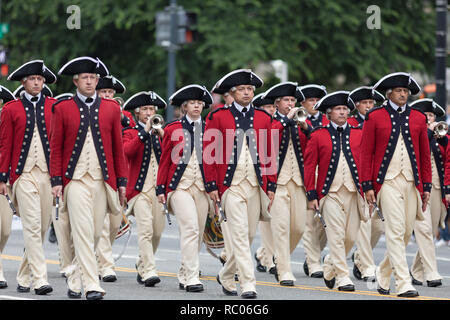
[[1, 214, 449, 304]]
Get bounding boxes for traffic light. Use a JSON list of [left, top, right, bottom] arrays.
[[177, 12, 197, 44], [155, 6, 197, 47]]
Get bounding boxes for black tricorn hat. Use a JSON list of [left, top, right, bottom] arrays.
[[96, 75, 126, 94], [58, 56, 109, 77], [373, 72, 421, 95], [299, 84, 327, 99], [14, 84, 53, 98], [410, 98, 445, 118], [212, 69, 263, 93], [314, 91, 354, 113], [348, 86, 384, 109], [0, 85, 15, 103], [169, 84, 213, 107], [7, 60, 57, 84], [123, 91, 167, 111], [262, 81, 305, 102], [252, 92, 274, 108]]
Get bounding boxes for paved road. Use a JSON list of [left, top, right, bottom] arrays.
[[1, 214, 449, 304]]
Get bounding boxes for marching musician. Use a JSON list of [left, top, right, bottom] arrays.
[[263, 82, 311, 286], [95, 74, 129, 283], [299, 84, 328, 278], [50, 56, 128, 300], [252, 92, 277, 275], [204, 69, 276, 299], [408, 98, 445, 288], [360, 72, 431, 298], [0, 60, 57, 295], [0, 85, 17, 290], [123, 90, 166, 287], [304, 91, 366, 292], [156, 84, 214, 293], [348, 86, 385, 282]]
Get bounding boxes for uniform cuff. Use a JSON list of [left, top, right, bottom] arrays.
[[306, 190, 318, 201], [121, 116, 130, 128], [117, 177, 127, 187], [51, 176, 62, 187], [423, 182, 432, 193], [205, 181, 218, 193], [361, 180, 373, 192], [156, 184, 166, 196], [0, 172, 8, 183], [445, 185, 450, 195], [267, 182, 277, 193]]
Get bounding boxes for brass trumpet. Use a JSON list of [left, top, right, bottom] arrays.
[[434, 121, 448, 139], [149, 114, 165, 130], [294, 107, 308, 124]]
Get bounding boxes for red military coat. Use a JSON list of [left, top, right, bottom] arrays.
[[360, 102, 432, 195], [306, 111, 329, 129], [156, 116, 208, 196], [304, 124, 363, 201], [123, 123, 162, 200], [271, 111, 311, 180], [203, 104, 277, 196], [347, 113, 365, 127], [50, 96, 128, 190], [0, 95, 56, 185]]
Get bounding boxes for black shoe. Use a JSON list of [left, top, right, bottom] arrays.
[[35, 285, 52, 295], [363, 276, 376, 283], [234, 274, 239, 281], [303, 259, 309, 276], [17, 285, 30, 293], [269, 266, 277, 275], [102, 275, 117, 282], [186, 284, 204, 292], [311, 271, 323, 278], [136, 273, 144, 285], [377, 286, 390, 295], [241, 291, 257, 299], [397, 290, 419, 298], [409, 270, 422, 286], [353, 264, 362, 281], [179, 283, 185, 290], [86, 291, 103, 300], [0, 281, 7, 289], [48, 224, 57, 244], [427, 279, 442, 287], [324, 277, 335, 289], [338, 284, 355, 292], [144, 276, 161, 287], [280, 280, 294, 286], [216, 275, 237, 296], [254, 253, 267, 273], [67, 289, 82, 299]]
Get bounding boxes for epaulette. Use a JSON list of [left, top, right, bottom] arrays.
[[310, 126, 326, 134], [254, 108, 273, 120], [208, 107, 228, 120], [163, 119, 181, 129], [364, 105, 384, 121], [51, 98, 72, 113]]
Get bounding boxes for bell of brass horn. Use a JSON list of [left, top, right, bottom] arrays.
[[294, 107, 308, 123], [434, 121, 448, 139], [149, 114, 164, 130]]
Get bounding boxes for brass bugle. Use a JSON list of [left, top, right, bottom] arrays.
[[434, 121, 448, 139], [294, 107, 308, 123], [149, 114, 164, 130]]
